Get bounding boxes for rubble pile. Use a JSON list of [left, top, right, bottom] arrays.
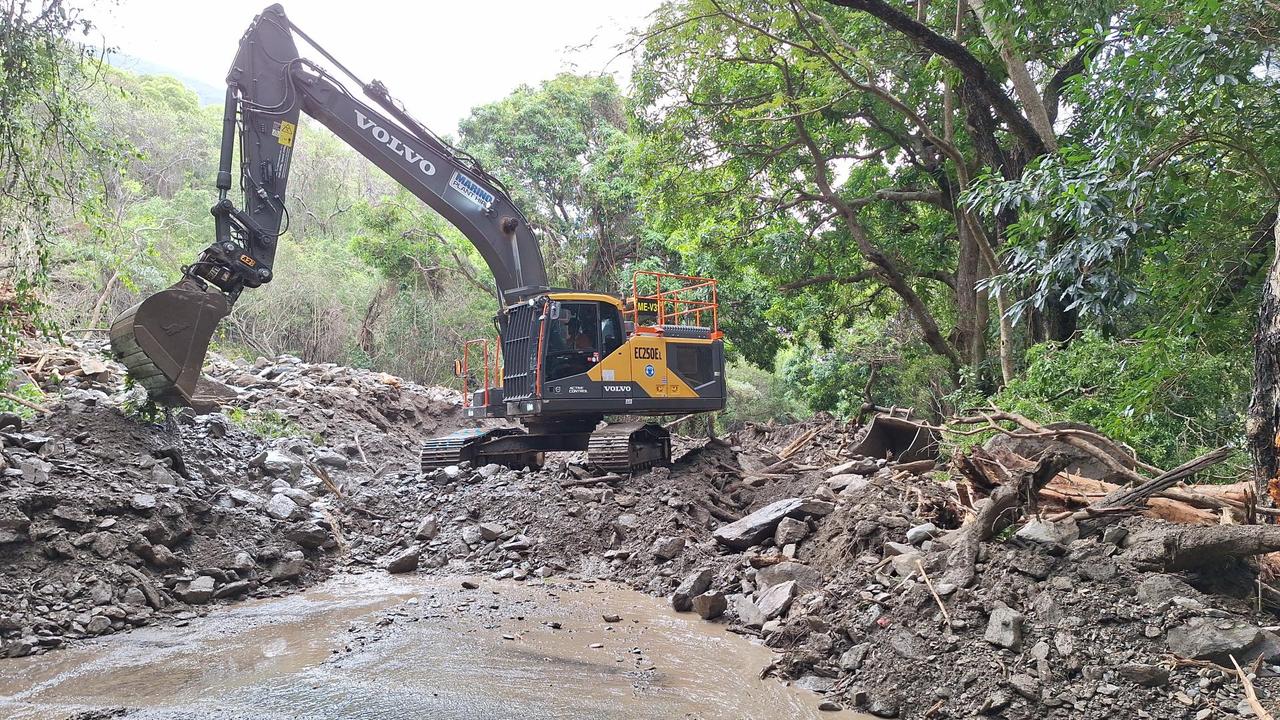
[[3, 339, 1280, 719]]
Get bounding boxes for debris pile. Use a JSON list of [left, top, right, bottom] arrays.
[[3, 339, 1280, 719]]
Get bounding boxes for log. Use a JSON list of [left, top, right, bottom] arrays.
[[1124, 524, 1280, 571]]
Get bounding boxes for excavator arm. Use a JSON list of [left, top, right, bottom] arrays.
[[111, 4, 548, 404]]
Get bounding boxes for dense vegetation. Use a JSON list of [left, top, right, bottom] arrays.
[[1, 0, 1277, 467]]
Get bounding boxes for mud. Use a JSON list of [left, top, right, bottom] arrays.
[[0, 574, 867, 719]]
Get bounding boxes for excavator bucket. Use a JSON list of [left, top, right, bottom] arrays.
[[109, 279, 230, 406]]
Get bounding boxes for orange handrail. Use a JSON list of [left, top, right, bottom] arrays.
[[628, 270, 720, 338]]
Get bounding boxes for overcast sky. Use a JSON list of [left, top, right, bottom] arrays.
[[87, 0, 660, 134]]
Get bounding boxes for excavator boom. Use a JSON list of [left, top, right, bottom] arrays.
[[111, 4, 546, 404]]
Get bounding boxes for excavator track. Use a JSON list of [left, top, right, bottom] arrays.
[[587, 423, 671, 472], [421, 427, 516, 472]]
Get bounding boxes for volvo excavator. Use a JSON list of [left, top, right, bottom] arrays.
[[109, 4, 725, 473]]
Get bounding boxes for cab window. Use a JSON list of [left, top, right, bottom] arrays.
[[546, 301, 600, 381]]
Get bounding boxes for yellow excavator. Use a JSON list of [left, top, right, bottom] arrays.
[[109, 4, 725, 472]]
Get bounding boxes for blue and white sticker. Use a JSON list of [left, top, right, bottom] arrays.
[[645, 364, 655, 378], [449, 171, 495, 209]]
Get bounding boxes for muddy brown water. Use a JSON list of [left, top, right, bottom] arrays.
[[0, 574, 870, 719]]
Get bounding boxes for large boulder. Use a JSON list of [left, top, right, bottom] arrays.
[[755, 580, 797, 620], [712, 498, 834, 550], [755, 561, 822, 593]]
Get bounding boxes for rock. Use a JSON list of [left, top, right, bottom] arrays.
[[85, 616, 112, 635], [1136, 574, 1201, 608], [175, 575, 216, 604], [478, 523, 505, 542], [314, 449, 348, 469], [150, 464, 179, 486], [228, 488, 267, 507], [265, 494, 301, 521], [272, 551, 306, 581], [229, 552, 256, 573], [1116, 663, 1170, 687], [129, 494, 157, 511], [984, 606, 1025, 651], [774, 517, 809, 546], [51, 504, 93, 526], [462, 525, 484, 545], [1007, 673, 1040, 700], [882, 541, 915, 557], [414, 516, 439, 540], [818, 701, 843, 712], [691, 592, 727, 620], [212, 580, 253, 599], [281, 488, 315, 507], [0, 505, 30, 544], [136, 543, 180, 568], [888, 551, 923, 579], [461, 580, 480, 589], [712, 498, 834, 550], [602, 614, 622, 623], [731, 593, 766, 629], [1167, 617, 1263, 663], [122, 587, 147, 606], [650, 535, 686, 561], [284, 522, 329, 549], [840, 643, 870, 670], [386, 545, 421, 574], [477, 463, 503, 478], [672, 568, 714, 612], [756, 561, 823, 594], [255, 450, 303, 481], [829, 458, 879, 476], [1015, 518, 1079, 546], [795, 675, 837, 693], [905, 522, 939, 545], [756, 580, 797, 620]]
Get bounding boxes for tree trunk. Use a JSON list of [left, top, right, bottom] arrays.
[[1248, 216, 1280, 509]]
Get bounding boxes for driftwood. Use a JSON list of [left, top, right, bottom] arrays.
[[1089, 446, 1234, 511], [942, 448, 1073, 587], [1123, 524, 1280, 571], [557, 473, 624, 488]]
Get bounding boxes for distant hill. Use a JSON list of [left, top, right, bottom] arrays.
[[105, 52, 223, 106]]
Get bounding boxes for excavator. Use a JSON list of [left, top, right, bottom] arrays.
[[109, 4, 725, 472]]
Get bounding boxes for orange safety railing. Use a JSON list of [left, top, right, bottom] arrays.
[[627, 270, 721, 338], [458, 337, 501, 408]]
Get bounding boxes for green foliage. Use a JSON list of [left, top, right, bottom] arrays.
[[227, 407, 319, 443], [721, 359, 809, 430], [0, 382, 44, 420], [0, 1, 121, 377], [993, 331, 1248, 467]]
